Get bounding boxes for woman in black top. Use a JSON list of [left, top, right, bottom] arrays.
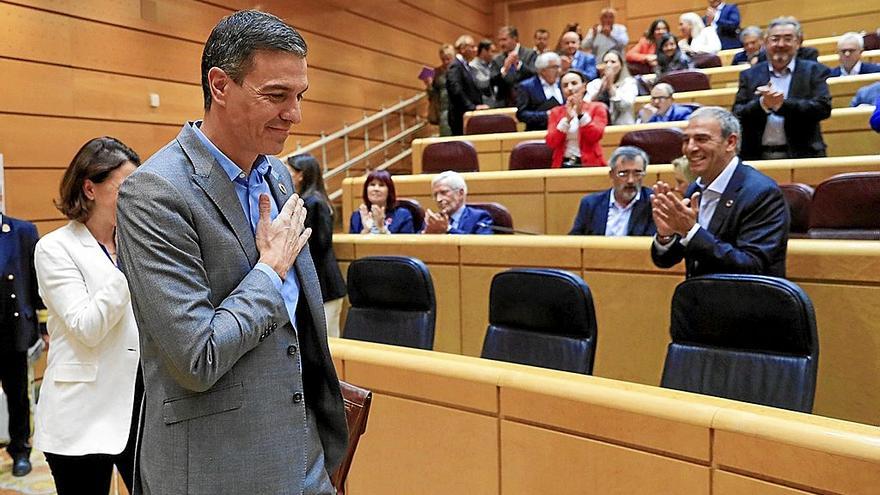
[[654, 33, 693, 77], [288, 154, 346, 338]]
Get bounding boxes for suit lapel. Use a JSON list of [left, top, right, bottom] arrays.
[[594, 190, 611, 235], [179, 124, 259, 266], [788, 61, 808, 98], [264, 157, 290, 211], [708, 161, 746, 234], [628, 189, 651, 235], [0, 217, 14, 271]]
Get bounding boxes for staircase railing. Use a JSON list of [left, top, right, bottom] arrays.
[[281, 92, 427, 200]]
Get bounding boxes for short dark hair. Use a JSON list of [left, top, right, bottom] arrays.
[[288, 153, 331, 213], [500, 25, 519, 39], [56, 137, 140, 223], [477, 39, 494, 55], [361, 170, 397, 210], [201, 10, 307, 110]]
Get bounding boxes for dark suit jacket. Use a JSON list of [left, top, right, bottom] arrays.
[[348, 206, 415, 234], [651, 161, 789, 277], [706, 4, 742, 50], [0, 215, 43, 352], [450, 206, 493, 234], [515, 75, 562, 131], [446, 57, 484, 135], [490, 45, 538, 106], [829, 62, 880, 77], [733, 59, 832, 160], [568, 187, 656, 236], [303, 196, 346, 302]]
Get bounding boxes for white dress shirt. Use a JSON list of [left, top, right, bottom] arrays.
[[762, 58, 796, 146], [606, 189, 641, 236], [541, 77, 563, 104]]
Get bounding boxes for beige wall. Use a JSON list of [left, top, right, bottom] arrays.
[[333, 339, 880, 495], [1, 0, 495, 233]]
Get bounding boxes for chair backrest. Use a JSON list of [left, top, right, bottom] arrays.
[[779, 183, 814, 235], [465, 114, 518, 135], [627, 60, 653, 76], [468, 202, 513, 232], [395, 197, 425, 233], [807, 172, 880, 240], [508, 140, 554, 170], [619, 127, 685, 164], [422, 141, 479, 173], [661, 274, 819, 413], [863, 32, 880, 51], [658, 70, 711, 92], [343, 256, 436, 349], [691, 53, 722, 68], [331, 381, 373, 495], [481, 269, 598, 374]]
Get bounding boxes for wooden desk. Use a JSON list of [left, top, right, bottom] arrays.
[[334, 338, 880, 495], [703, 49, 880, 87], [333, 235, 880, 427], [409, 106, 878, 174]]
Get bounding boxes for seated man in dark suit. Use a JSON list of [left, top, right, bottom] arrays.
[[569, 146, 656, 236], [446, 34, 488, 135], [491, 26, 539, 106], [731, 26, 763, 65], [424, 171, 494, 234], [651, 106, 789, 277], [515, 52, 563, 131], [733, 16, 831, 160], [636, 83, 696, 123], [830, 32, 880, 77]]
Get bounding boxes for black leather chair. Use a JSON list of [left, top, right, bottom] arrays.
[[468, 202, 513, 233], [508, 140, 553, 170], [481, 269, 598, 374], [422, 141, 479, 173], [395, 198, 425, 233], [619, 127, 685, 164], [343, 256, 436, 350], [661, 274, 819, 413], [465, 114, 517, 135], [807, 172, 880, 240]]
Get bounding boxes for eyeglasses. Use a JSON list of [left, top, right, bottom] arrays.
[[838, 48, 859, 55], [650, 96, 671, 102], [614, 170, 647, 178], [767, 35, 797, 45]]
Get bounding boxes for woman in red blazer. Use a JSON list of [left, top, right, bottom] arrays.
[[546, 69, 609, 168]]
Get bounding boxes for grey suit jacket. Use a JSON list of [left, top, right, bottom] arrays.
[[117, 124, 348, 495]]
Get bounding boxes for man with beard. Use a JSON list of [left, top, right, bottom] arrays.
[[568, 146, 656, 236], [423, 171, 493, 234], [733, 16, 831, 160], [650, 106, 789, 277]]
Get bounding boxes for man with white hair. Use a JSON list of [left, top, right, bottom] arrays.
[[651, 107, 789, 277], [830, 32, 880, 77], [424, 171, 494, 234], [515, 51, 563, 131]]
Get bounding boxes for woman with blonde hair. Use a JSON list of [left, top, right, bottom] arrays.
[[678, 12, 721, 55]]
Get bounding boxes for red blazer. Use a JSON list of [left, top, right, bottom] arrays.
[[626, 37, 656, 63], [545, 102, 608, 168]]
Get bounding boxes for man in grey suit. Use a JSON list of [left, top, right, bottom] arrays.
[[117, 10, 347, 495]]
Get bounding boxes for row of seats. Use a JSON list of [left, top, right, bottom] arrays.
[[783, 172, 880, 239], [341, 256, 819, 414]]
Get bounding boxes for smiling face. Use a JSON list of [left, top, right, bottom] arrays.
[[534, 31, 549, 51], [838, 39, 862, 71], [652, 21, 669, 41], [561, 31, 580, 56], [432, 181, 465, 215], [609, 157, 647, 205], [682, 117, 737, 183], [498, 28, 517, 52], [742, 34, 762, 55], [679, 19, 692, 39], [765, 23, 800, 71], [649, 85, 674, 114], [213, 50, 308, 160], [366, 179, 389, 208], [662, 38, 677, 57], [560, 72, 586, 99]]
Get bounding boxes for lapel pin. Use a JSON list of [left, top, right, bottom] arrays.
[[1, 224, 9, 233], [725, 199, 734, 208], [279, 183, 288, 195]]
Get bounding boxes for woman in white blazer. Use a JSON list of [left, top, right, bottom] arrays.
[[34, 137, 141, 494]]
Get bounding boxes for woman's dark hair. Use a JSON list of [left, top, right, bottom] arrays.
[[288, 153, 331, 213], [645, 18, 669, 44], [562, 68, 589, 84], [56, 137, 140, 223], [360, 170, 397, 210], [656, 33, 682, 68]]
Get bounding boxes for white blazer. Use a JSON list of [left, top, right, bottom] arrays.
[[33, 221, 140, 456]]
